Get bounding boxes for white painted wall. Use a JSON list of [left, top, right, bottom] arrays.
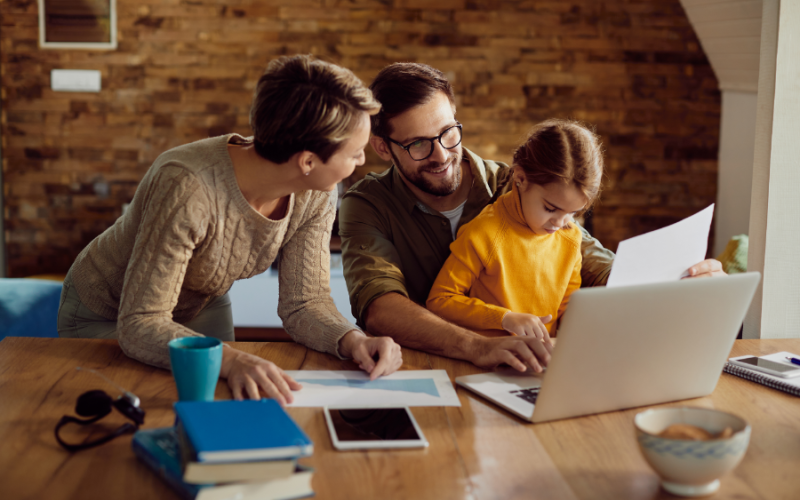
[[744, 0, 800, 339], [714, 90, 758, 256], [679, 0, 762, 92], [747, 0, 800, 339], [679, 0, 762, 257]]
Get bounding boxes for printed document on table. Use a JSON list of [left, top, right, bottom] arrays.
[[606, 204, 714, 288], [285, 370, 461, 407]]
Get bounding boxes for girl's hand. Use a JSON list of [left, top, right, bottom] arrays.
[[339, 330, 403, 380], [220, 346, 302, 404], [502, 312, 553, 347]]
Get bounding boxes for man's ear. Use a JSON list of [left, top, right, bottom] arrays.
[[369, 135, 393, 162]]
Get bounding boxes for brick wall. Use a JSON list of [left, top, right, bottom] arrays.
[[1, 0, 719, 277]]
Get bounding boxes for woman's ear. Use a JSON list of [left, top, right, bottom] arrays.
[[296, 151, 316, 176], [369, 135, 392, 162]]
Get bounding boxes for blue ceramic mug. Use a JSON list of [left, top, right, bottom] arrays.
[[168, 337, 223, 401]]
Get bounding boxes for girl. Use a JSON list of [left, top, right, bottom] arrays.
[[426, 118, 603, 344]]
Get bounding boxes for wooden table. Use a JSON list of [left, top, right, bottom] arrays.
[[1, 338, 799, 500]]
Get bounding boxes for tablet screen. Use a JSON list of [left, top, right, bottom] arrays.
[[328, 408, 421, 442]]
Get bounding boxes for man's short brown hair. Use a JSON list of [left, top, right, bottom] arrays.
[[368, 63, 455, 139], [250, 55, 380, 164]]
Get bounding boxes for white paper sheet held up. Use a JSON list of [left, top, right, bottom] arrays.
[[284, 370, 461, 408], [606, 204, 714, 288]]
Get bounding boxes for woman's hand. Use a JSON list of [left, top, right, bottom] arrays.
[[502, 312, 553, 346], [338, 330, 403, 380], [220, 346, 302, 404]]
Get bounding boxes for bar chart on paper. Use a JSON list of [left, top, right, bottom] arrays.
[[284, 370, 461, 407]]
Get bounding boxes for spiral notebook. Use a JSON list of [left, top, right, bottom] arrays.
[[724, 352, 800, 397]]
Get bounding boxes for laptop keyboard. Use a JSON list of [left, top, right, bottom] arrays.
[[509, 387, 540, 404]]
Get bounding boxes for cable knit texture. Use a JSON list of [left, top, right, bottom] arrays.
[[70, 134, 358, 369]]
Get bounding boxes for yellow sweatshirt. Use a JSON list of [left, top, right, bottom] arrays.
[[426, 184, 582, 336]]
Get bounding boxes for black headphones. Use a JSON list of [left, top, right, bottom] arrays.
[[55, 369, 146, 452]]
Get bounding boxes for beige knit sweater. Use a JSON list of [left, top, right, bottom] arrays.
[[70, 134, 359, 369]]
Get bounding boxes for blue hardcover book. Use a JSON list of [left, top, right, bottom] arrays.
[[173, 399, 314, 463], [132, 427, 201, 500], [132, 427, 314, 500]]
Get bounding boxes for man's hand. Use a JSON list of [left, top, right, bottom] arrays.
[[470, 335, 554, 374], [686, 259, 727, 279], [502, 312, 553, 342], [339, 330, 403, 380], [220, 346, 302, 404]]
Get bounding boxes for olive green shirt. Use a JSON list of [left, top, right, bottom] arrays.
[[339, 147, 614, 328]]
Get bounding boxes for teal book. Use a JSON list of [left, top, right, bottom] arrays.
[[132, 427, 313, 500], [173, 399, 313, 463]]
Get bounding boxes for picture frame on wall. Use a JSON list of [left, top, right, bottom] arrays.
[[37, 0, 117, 50]]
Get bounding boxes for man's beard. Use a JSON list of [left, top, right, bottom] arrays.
[[390, 148, 464, 197]]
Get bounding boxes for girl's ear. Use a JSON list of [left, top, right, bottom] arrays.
[[511, 167, 526, 186]]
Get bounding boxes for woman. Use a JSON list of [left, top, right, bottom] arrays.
[[57, 55, 402, 403]]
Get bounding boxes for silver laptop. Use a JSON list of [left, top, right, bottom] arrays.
[[456, 272, 760, 423]]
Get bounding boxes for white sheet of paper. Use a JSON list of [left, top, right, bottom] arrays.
[[606, 204, 715, 288], [284, 370, 461, 408]]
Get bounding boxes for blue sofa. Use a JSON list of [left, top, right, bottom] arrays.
[[0, 278, 63, 341]]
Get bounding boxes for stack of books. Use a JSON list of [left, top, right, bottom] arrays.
[[132, 399, 314, 500]]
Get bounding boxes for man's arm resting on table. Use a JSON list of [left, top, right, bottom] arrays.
[[364, 292, 552, 373]]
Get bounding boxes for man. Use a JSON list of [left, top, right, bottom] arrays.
[[338, 62, 724, 373]]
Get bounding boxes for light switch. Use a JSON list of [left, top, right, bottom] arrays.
[[51, 69, 102, 93]]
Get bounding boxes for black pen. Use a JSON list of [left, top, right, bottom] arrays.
[[785, 357, 800, 366]]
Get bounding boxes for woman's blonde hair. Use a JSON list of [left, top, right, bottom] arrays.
[[512, 118, 604, 211], [250, 55, 381, 164]]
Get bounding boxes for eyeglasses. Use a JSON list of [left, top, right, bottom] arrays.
[[385, 123, 463, 161]]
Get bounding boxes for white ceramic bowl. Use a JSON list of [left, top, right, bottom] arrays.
[[634, 407, 750, 497]]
